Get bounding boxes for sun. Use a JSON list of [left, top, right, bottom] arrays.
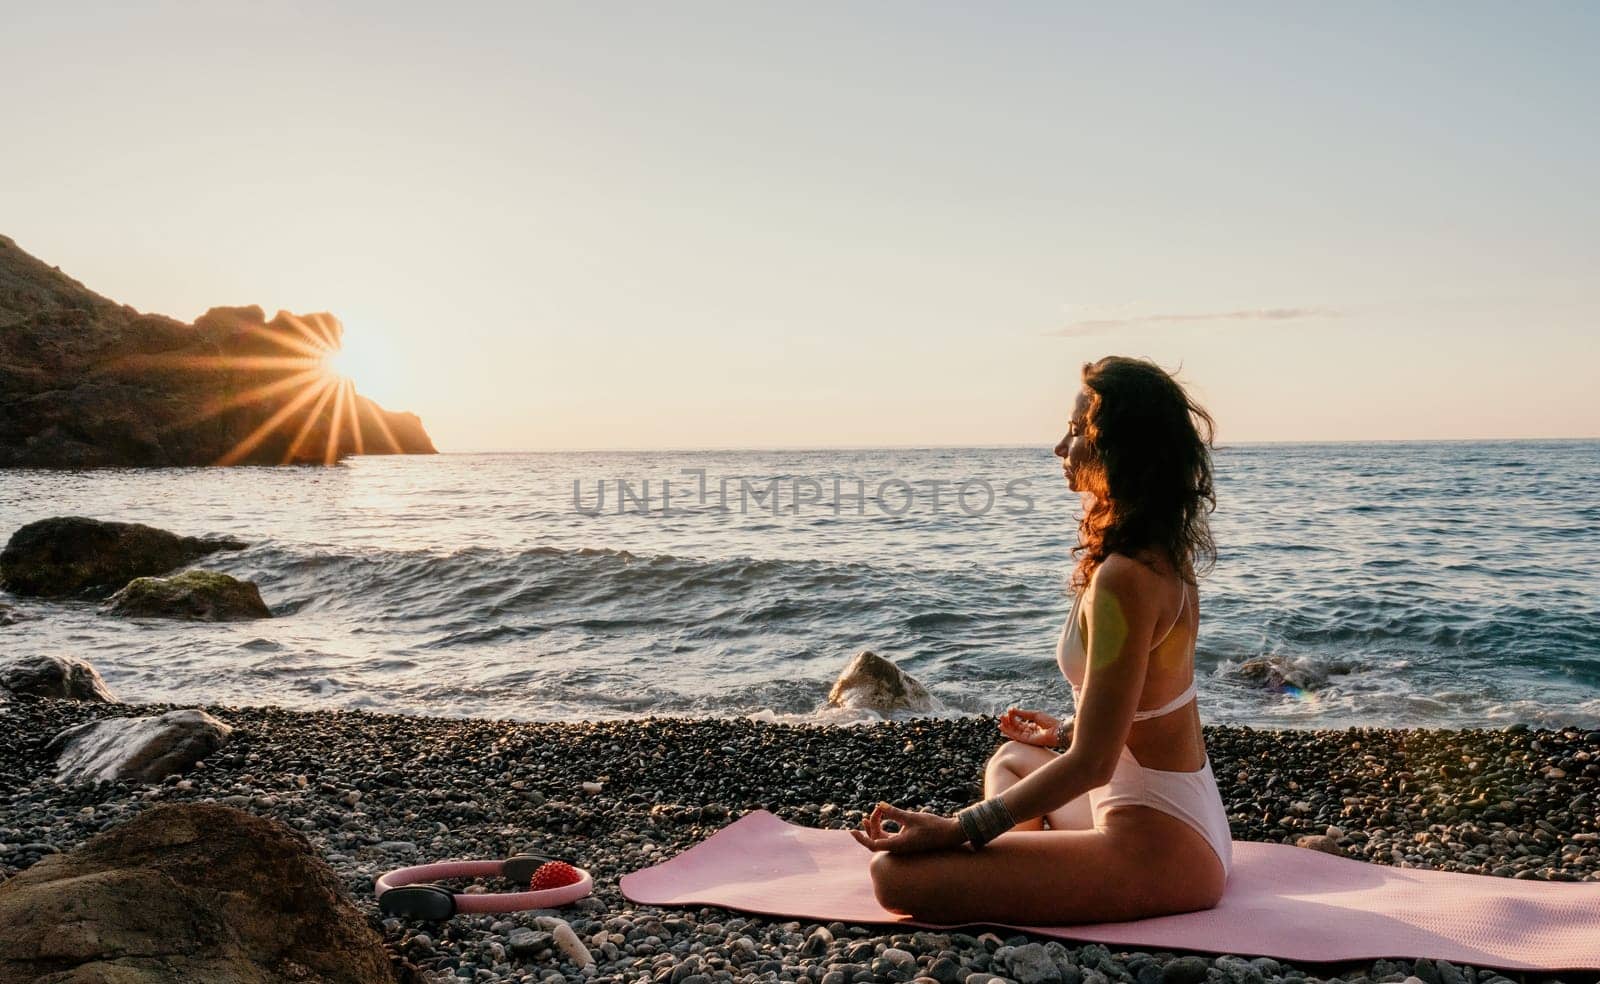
[[100, 310, 403, 466], [320, 343, 349, 381]]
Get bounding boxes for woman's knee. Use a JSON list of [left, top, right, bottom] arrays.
[[987, 740, 1047, 775], [984, 741, 1058, 805], [985, 739, 1018, 768], [867, 851, 915, 914]]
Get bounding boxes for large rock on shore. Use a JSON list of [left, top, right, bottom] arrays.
[[1233, 654, 1359, 693], [0, 234, 437, 468], [827, 650, 939, 714], [48, 708, 233, 783], [0, 802, 405, 984], [0, 516, 246, 598], [0, 654, 117, 701], [105, 569, 272, 621]]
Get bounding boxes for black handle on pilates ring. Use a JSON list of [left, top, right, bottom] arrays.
[[376, 853, 594, 919]]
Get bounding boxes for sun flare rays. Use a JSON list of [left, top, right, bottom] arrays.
[[186, 367, 328, 426], [99, 309, 395, 466], [324, 376, 349, 466], [216, 374, 340, 466], [283, 378, 341, 463], [343, 379, 365, 457]]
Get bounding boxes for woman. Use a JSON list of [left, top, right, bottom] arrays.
[[851, 356, 1231, 925]]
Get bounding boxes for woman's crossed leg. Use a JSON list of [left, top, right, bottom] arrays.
[[867, 741, 1222, 925]]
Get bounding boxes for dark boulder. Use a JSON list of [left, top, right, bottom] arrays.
[[0, 516, 245, 598], [105, 569, 272, 621], [0, 653, 117, 701], [0, 802, 406, 983], [48, 708, 233, 783]]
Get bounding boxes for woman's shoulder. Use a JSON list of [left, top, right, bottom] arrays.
[[1092, 551, 1171, 584], [1088, 553, 1194, 624], [1086, 553, 1170, 602]]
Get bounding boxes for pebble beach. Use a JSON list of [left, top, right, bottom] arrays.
[[2, 698, 1596, 984], [7, 7, 1600, 980]]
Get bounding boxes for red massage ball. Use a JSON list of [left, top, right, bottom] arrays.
[[529, 860, 581, 891]]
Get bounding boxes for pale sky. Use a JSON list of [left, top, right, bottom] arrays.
[[3, 3, 1596, 450]]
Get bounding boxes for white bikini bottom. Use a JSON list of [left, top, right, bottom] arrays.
[[1050, 746, 1234, 878]]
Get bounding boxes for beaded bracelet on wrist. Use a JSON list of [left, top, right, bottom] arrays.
[[955, 796, 1016, 848]]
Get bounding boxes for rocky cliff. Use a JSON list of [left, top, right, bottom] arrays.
[[0, 235, 436, 467]]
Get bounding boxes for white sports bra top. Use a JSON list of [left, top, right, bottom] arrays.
[[1056, 583, 1198, 721]]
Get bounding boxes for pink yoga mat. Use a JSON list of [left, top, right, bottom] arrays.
[[620, 811, 1600, 971]]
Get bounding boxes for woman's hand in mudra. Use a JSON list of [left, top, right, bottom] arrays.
[[850, 802, 965, 854], [999, 707, 1068, 747]]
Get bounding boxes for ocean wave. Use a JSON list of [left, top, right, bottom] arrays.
[[6, 440, 1598, 727], [205, 541, 1046, 639]]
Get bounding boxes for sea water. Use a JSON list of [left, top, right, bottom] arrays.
[[1, 441, 1596, 729]]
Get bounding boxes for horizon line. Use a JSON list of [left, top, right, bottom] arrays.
[[422, 435, 1600, 456]]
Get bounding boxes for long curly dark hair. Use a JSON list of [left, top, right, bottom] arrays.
[[1070, 356, 1217, 592]]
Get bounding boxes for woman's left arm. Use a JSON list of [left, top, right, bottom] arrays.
[[851, 559, 1161, 853], [995, 558, 1159, 824]]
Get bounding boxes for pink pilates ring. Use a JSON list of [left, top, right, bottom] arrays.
[[376, 854, 593, 919]]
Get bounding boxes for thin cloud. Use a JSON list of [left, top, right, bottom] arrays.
[[1048, 306, 1341, 337]]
